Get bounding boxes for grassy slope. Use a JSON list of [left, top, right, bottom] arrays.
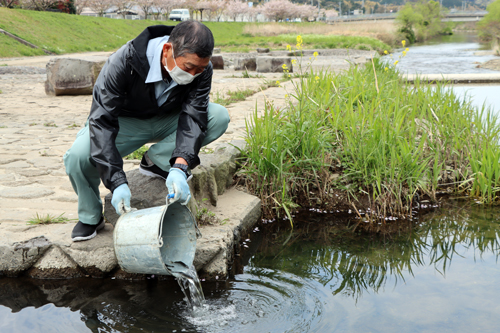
[[0, 8, 390, 58]]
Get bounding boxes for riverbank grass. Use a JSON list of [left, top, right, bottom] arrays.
[[0, 8, 391, 57], [240, 46, 500, 225]]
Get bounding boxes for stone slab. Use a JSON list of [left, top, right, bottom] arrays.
[[256, 57, 293, 73], [404, 73, 500, 84], [0, 188, 260, 280]]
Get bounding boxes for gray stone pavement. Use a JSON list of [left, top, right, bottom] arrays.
[[0, 50, 359, 278]]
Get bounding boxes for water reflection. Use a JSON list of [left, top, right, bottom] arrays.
[[0, 205, 499, 332], [250, 204, 500, 301]]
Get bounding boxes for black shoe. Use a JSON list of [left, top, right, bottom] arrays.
[[139, 152, 169, 179], [71, 216, 105, 242]]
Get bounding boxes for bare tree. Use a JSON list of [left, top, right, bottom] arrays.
[[73, 0, 90, 14], [20, 0, 59, 11], [136, 0, 154, 19], [110, 0, 133, 18], [0, 0, 17, 8], [87, 0, 112, 16]]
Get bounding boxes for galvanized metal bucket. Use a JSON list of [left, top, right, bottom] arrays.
[[113, 202, 198, 276]]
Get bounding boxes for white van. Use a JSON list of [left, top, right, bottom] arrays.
[[169, 9, 190, 21]]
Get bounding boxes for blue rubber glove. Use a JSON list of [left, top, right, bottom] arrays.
[[166, 168, 191, 205], [111, 184, 132, 215]]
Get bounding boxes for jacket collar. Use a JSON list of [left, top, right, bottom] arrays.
[[130, 25, 176, 79]]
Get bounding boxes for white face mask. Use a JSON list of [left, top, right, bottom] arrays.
[[164, 46, 201, 85]]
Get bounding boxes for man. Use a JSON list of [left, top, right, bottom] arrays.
[[64, 21, 230, 242]]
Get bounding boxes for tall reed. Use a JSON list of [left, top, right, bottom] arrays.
[[240, 50, 500, 225]]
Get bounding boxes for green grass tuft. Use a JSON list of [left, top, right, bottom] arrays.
[[27, 213, 75, 225]]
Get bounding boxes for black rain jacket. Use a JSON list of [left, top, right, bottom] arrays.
[[88, 25, 212, 192]]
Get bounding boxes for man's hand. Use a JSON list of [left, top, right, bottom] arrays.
[[111, 184, 132, 215], [166, 168, 191, 205]]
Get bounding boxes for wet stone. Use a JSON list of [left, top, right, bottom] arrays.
[[0, 186, 54, 199]]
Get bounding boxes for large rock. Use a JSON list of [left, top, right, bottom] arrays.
[[234, 57, 257, 71], [211, 55, 224, 70], [256, 57, 293, 73], [45, 58, 105, 96]]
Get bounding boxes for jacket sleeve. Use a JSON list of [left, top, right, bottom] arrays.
[[169, 63, 213, 169], [88, 46, 130, 192]]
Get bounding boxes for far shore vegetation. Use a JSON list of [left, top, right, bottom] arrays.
[[0, 8, 390, 58], [477, 0, 500, 43]]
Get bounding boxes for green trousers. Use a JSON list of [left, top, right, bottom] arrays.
[[63, 103, 230, 225]]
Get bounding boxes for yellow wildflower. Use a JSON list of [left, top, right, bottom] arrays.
[[276, 80, 280, 85], [285, 94, 288, 98], [402, 40, 406, 47], [384, 50, 388, 55], [296, 35, 303, 44], [282, 64, 288, 70], [296, 43, 302, 49], [313, 51, 318, 57], [291, 59, 297, 64], [384, 67, 388, 71], [394, 60, 399, 65], [315, 76, 320, 80], [286, 44, 291, 51], [405, 48, 409, 52], [402, 51, 407, 56]]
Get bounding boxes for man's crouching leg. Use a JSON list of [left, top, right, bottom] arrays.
[[63, 125, 105, 242], [146, 102, 230, 172], [203, 102, 231, 146]]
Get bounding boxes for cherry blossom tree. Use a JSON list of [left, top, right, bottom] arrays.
[[206, 0, 225, 22], [196, 0, 210, 21], [324, 8, 338, 19], [298, 4, 317, 21], [225, 0, 248, 22], [181, 0, 197, 19], [155, 0, 177, 20], [246, 5, 259, 22], [262, 0, 294, 22]]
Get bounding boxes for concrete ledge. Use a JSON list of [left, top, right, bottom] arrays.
[[403, 73, 500, 84], [0, 188, 260, 280], [0, 140, 260, 280]]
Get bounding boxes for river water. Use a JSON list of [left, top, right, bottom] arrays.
[[1, 204, 500, 332], [1, 34, 500, 332], [386, 33, 500, 113]]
